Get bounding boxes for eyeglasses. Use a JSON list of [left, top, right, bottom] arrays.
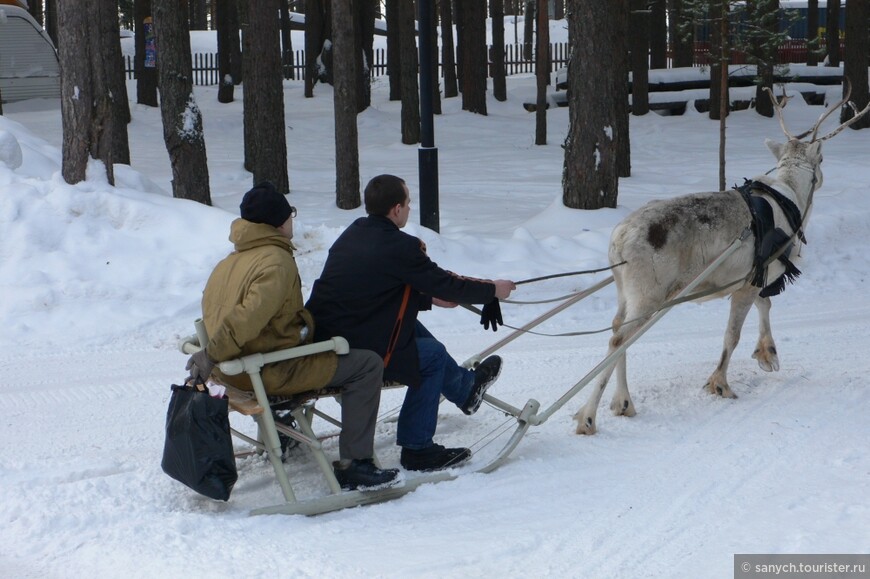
[[289, 206, 298, 218]]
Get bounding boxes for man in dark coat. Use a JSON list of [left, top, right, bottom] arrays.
[[307, 174, 516, 471]]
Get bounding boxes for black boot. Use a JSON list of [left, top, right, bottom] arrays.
[[333, 459, 401, 491], [461, 355, 502, 415], [400, 443, 471, 471]]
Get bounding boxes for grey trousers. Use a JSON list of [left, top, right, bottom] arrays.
[[324, 348, 384, 460]]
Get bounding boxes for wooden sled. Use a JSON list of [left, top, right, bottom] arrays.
[[174, 232, 747, 516]]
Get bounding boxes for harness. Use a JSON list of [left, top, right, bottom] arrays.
[[736, 178, 806, 297]]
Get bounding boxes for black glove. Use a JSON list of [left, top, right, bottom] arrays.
[[186, 348, 215, 384], [480, 298, 503, 332]]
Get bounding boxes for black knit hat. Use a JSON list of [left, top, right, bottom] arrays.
[[239, 181, 293, 227]]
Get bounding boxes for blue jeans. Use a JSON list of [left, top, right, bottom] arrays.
[[396, 322, 475, 450]]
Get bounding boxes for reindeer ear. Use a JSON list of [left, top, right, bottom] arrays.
[[765, 139, 784, 160]]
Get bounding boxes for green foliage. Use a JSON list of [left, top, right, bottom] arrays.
[[677, 0, 800, 81]]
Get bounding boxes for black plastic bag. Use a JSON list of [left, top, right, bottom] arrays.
[[161, 381, 238, 501]]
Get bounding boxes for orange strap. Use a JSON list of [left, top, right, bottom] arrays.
[[383, 285, 412, 368]]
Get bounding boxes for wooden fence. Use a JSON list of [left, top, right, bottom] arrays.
[[124, 43, 573, 86], [123, 40, 834, 87]]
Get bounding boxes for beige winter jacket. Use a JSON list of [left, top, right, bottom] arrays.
[[201, 219, 337, 395]]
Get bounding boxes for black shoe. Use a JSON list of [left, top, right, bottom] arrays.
[[461, 355, 502, 415], [272, 411, 299, 461], [333, 459, 401, 491], [400, 443, 471, 471]]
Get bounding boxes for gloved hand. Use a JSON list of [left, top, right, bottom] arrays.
[[186, 348, 215, 384], [480, 298, 503, 332]]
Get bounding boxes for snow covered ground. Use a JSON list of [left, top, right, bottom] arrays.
[[2, 26, 869, 578]]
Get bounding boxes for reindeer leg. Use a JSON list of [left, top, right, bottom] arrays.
[[609, 350, 636, 417], [574, 351, 619, 435], [574, 300, 630, 435], [704, 287, 756, 398], [751, 295, 780, 372]]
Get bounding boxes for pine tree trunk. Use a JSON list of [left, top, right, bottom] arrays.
[[613, 0, 631, 178], [460, 0, 487, 115], [630, 0, 650, 116], [58, 0, 92, 184], [649, 0, 668, 69], [153, 0, 212, 203], [753, 0, 778, 119], [332, 0, 361, 208], [354, 0, 375, 112], [101, 0, 131, 166], [216, 0, 239, 103], [398, 0, 420, 144], [842, 0, 870, 129], [562, 0, 620, 210], [825, 0, 841, 67], [668, 0, 694, 68], [535, 0, 549, 144], [134, 0, 158, 106], [385, 0, 400, 100], [491, 0, 507, 102], [243, 0, 289, 192], [280, 0, 294, 79], [441, 0, 458, 98], [806, 0, 819, 66]]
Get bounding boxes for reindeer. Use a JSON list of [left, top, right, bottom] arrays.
[[574, 85, 870, 435]]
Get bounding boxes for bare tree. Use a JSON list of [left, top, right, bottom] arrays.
[[332, 0, 361, 208], [216, 0, 241, 103], [491, 0, 507, 102], [57, 0, 130, 185], [842, 0, 870, 129], [562, 0, 621, 210], [242, 0, 289, 192], [152, 0, 212, 202], [398, 0, 420, 143], [45, 0, 58, 46]]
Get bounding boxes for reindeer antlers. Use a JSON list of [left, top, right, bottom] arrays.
[[765, 79, 870, 143]]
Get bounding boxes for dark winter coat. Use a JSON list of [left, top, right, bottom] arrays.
[[306, 215, 495, 387], [201, 219, 337, 395]]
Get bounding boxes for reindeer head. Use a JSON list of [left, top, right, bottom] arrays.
[[763, 82, 870, 197]]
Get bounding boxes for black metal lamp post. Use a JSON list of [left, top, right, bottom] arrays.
[[417, 0, 439, 232]]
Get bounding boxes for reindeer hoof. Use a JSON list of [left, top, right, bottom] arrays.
[[610, 397, 636, 417], [705, 380, 738, 399], [752, 347, 780, 372], [573, 414, 597, 435]]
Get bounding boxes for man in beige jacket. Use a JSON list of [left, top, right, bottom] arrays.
[[186, 182, 399, 491]]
